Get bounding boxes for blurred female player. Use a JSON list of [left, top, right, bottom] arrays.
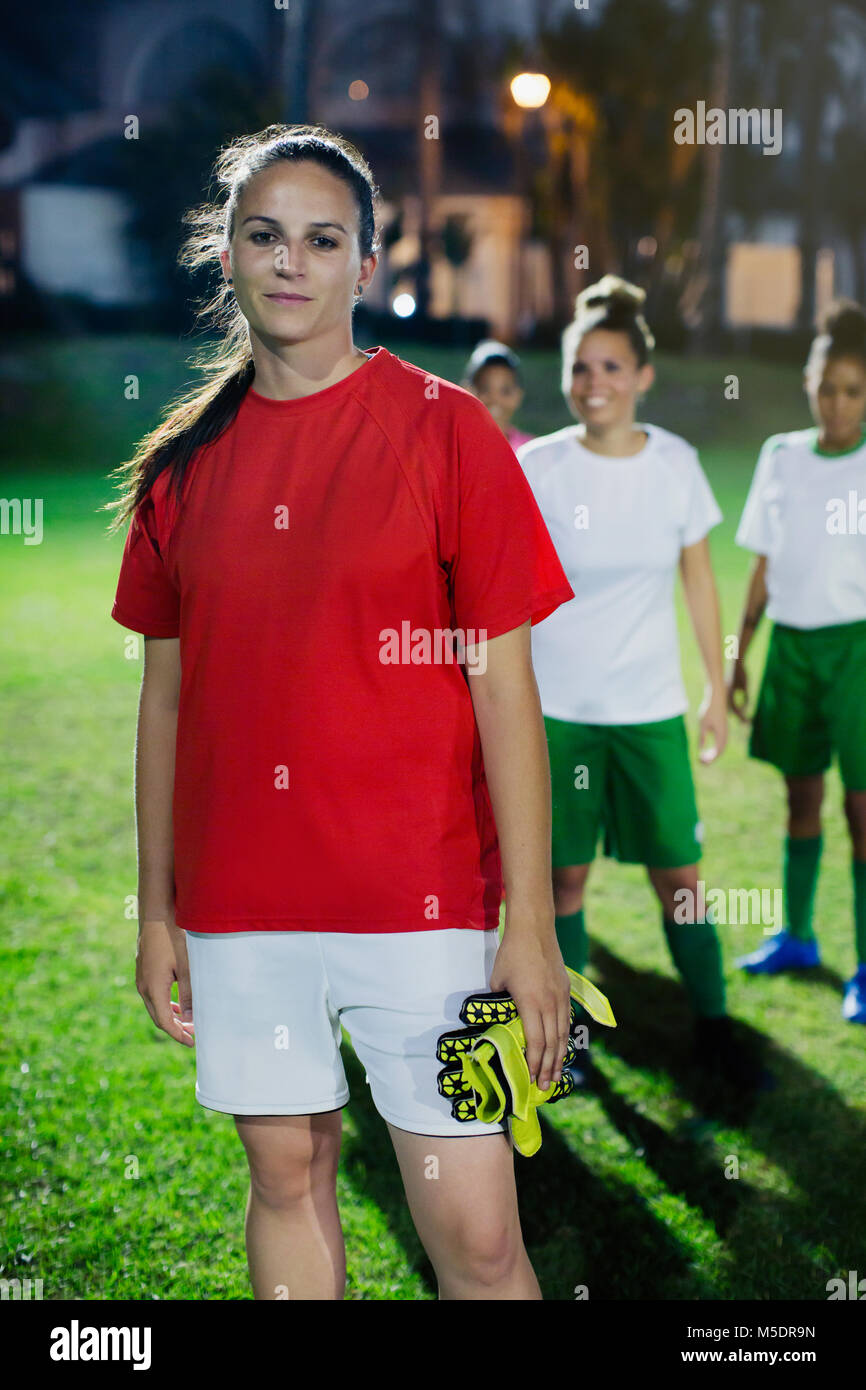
[[729, 300, 866, 1024], [104, 124, 576, 1299], [517, 274, 767, 1087], [462, 339, 534, 450]]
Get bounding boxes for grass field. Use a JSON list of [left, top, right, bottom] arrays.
[[1, 333, 864, 1301]]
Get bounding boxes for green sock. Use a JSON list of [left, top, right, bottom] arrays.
[[854, 859, 866, 967], [555, 908, 588, 973], [662, 913, 726, 1018], [785, 835, 822, 941]]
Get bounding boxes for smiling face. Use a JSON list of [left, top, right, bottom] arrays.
[[219, 159, 377, 350], [471, 363, 524, 429], [567, 327, 654, 429], [805, 353, 866, 450]]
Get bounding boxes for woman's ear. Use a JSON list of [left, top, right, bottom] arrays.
[[638, 362, 655, 395]]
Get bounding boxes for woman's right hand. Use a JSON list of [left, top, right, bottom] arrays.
[[727, 660, 750, 724], [136, 917, 195, 1047]]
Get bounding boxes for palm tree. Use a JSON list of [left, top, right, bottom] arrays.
[[414, 0, 442, 320], [688, 0, 742, 353]]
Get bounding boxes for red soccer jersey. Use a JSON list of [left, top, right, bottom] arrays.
[[111, 346, 574, 933]]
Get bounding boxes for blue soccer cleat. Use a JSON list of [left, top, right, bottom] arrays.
[[842, 966, 866, 1023], [735, 929, 820, 974]]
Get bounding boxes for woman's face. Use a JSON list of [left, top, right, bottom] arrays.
[[471, 364, 524, 428], [805, 353, 866, 448], [567, 327, 654, 428], [220, 160, 377, 349]]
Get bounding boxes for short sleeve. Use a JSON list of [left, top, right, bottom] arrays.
[[735, 435, 782, 555], [449, 400, 574, 641], [682, 449, 723, 546], [110, 485, 180, 637]]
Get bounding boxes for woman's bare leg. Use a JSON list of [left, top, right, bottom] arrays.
[[234, 1110, 345, 1300], [552, 863, 591, 917], [387, 1122, 541, 1300]]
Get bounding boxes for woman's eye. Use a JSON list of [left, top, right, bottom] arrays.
[[250, 231, 274, 244], [311, 236, 337, 248], [572, 363, 587, 374]]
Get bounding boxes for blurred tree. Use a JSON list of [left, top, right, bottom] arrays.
[[112, 66, 281, 332], [688, 0, 742, 353], [825, 4, 866, 306], [415, 0, 442, 321], [441, 213, 474, 314], [516, 0, 715, 332]]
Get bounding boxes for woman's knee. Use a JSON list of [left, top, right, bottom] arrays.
[[786, 775, 824, 832], [553, 865, 590, 916], [648, 864, 698, 919], [437, 1211, 522, 1287], [236, 1114, 340, 1209]]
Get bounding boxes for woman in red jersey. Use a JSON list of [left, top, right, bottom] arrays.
[[104, 125, 574, 1301]]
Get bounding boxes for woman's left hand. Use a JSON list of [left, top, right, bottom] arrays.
[[489, 916, 571, 1091]]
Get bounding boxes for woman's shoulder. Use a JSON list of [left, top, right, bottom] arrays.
[[642, 421, 699, 462], [375, 348, 479, 415], [757, 428, 814, 460], [516, 425, 580, 465]]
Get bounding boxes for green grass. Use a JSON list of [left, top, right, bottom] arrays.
[[1, 334, 864, 1301]]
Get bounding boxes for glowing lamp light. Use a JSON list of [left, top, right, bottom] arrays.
[[348, 80, 369, 101], [637, 236, 658, 257], [510, 73, 551, 109], [392, 293, 416, 318]]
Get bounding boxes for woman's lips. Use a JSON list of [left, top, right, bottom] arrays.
[[265, 293, 311, 302]]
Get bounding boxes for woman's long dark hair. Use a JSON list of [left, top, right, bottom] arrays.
[[102, 124, 381, 532]]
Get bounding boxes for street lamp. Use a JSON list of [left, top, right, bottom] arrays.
[[507, 74, 550, 338], [510, 73, 551, 110]]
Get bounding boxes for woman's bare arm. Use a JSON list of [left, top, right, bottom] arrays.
[[678, 536, 728, 762], [136, 636, 180, 920], [133, 636, 193, 1046], [465, 621, 571, 1092]]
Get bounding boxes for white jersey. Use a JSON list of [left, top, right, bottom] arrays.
[[736, 427, 866, 629], [517, 422, 722, 724]]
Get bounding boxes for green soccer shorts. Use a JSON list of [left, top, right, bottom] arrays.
[[544, 713, 703, 868], [749, 618, 866, 788]]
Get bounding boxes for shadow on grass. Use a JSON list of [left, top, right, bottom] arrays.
[[337, 943, 865, 1300], [338, 1025, 698, 1300], [580, 941, 866, 1297], [338, 1043, 438, 1296]]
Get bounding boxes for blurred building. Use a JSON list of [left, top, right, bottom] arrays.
[[0, 0, 862, 340]]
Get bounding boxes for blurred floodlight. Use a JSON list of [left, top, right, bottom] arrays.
[[510, 73, 551, 109], [637, 236, 658, 257], [393, 293, 416, 317], [348, 80, 369, 101]]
